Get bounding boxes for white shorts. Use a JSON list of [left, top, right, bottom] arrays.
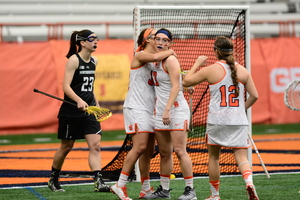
[[123, 108, 154, 134], [205, 124, 250, 148], [154, 109, 190, 131]]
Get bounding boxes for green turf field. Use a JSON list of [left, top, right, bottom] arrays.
[[0, 123, 299, 146], [0, 173, 299, 200], [0, 130, 126, 146], [0, 123, 299, 200]]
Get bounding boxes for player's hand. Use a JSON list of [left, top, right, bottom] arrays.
[[187, 86, 194, 95], [183, 86, 194, 95], [170, 49, 177, 58], [77, 99, 89, 111], [162, 109, 171, 125], [195, 55, 208, 67]]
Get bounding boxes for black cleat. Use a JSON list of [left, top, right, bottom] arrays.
[[94, 174, 111, 192], [48, 177, 65, 192]]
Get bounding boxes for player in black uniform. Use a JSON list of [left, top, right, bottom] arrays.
[[48, 29, 110, 192]]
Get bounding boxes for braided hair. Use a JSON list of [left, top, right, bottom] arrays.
[[214, 36, 239, 96]]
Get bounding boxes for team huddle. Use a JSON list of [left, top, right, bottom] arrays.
[[47, 28, 259, 200]]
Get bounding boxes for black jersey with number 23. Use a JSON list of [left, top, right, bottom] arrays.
[[58, 53, 97, 117]]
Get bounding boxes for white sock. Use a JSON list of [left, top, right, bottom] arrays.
[[160, 175, 170, 190], [184, 176, 194, 188], [141, 177, 151, 191], [117, 172, 129, 187]]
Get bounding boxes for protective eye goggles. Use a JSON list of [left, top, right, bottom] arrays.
[[76, 35, 99, 42], [154, 37, 171, 44], [86, 36, 99, 42]]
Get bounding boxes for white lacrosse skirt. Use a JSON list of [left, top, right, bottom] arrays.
[[123, 107, 155, 134], [205, 124, 251, 148], [154, 109, 190, 131]]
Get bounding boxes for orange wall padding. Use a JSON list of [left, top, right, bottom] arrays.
[[0, 38, 300, 135], [251, 38, 300, 124]]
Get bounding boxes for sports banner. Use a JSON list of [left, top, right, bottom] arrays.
[[93, 54, 130, 112], [0, 38, 300, 134], [251, 38, 300, 124]]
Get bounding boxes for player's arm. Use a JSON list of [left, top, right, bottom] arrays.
[[183, 55, 208, 87], [237, 65, 258, 110], [163, 56, 181, 123], [137, 49, 175, 62], [93, 56, 100, 107], [244, 73, 258, 110], [62, 55, 88, 111], [131, 50, 176, 69]]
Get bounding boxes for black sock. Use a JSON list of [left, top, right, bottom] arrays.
[[93, 170, 102, 178], [51, 167, 61, 179]]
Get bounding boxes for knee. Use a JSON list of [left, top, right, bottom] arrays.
[[132, 144, 148, 155], [60, 146, 73, 155], [137, 145, 148, 155], [90, 144, 101, 153], [159, 148, 172, 160], [173, 147, 185, 158]]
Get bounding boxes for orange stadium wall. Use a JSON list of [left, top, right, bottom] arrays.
[[0, 38, 299, 135]]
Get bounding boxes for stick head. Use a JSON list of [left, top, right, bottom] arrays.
[[284, 80, 300, 111], [85, 106, 112, 122]]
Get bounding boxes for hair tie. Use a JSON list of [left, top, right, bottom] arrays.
[[214, 46, 233, 52]]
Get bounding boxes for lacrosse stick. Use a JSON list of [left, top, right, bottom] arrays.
[[248, 133, 270, 178], [284, 80, 300, 111], [33, 89, 112, 122]]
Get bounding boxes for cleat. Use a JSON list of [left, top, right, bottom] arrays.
[[178, 186, 197, 200], [48, 177, 65, 192], [139, 187, 155, 199], [246, 184, 259, 200], [204, 195, 220, 200], [111, 183, 132, 200], [143, 185, 171, 199], [94, 173, 111, 192]]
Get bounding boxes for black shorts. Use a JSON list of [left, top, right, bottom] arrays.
[[57, 114, 101, 140]]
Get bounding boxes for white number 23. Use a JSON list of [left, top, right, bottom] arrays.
[[81, 77, 94, 92]]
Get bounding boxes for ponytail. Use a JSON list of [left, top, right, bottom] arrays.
[[214, 36, 239, 96], [66, 29, 93, 58]]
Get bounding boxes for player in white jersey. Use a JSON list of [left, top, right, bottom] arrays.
[[111, 28, 177, 200], [143, 28, 196, 200], [183, 36, 259, 200]]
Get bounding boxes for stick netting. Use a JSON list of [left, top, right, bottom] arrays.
[[284, 80, 300, 111], [102, 6, 248, 180]]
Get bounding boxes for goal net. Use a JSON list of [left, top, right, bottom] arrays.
[[102, 6, 251, 181]]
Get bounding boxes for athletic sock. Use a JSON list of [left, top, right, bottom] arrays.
[[117, 171, 129, 187], [50, 167, 60, 179], [141, 177, 151, 191], [160, 174, 170, 190], [93, 170, 102, 180], [184, 176, 194, 188], [242, 170, 253, 184], [209, 180, 220, 197]]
